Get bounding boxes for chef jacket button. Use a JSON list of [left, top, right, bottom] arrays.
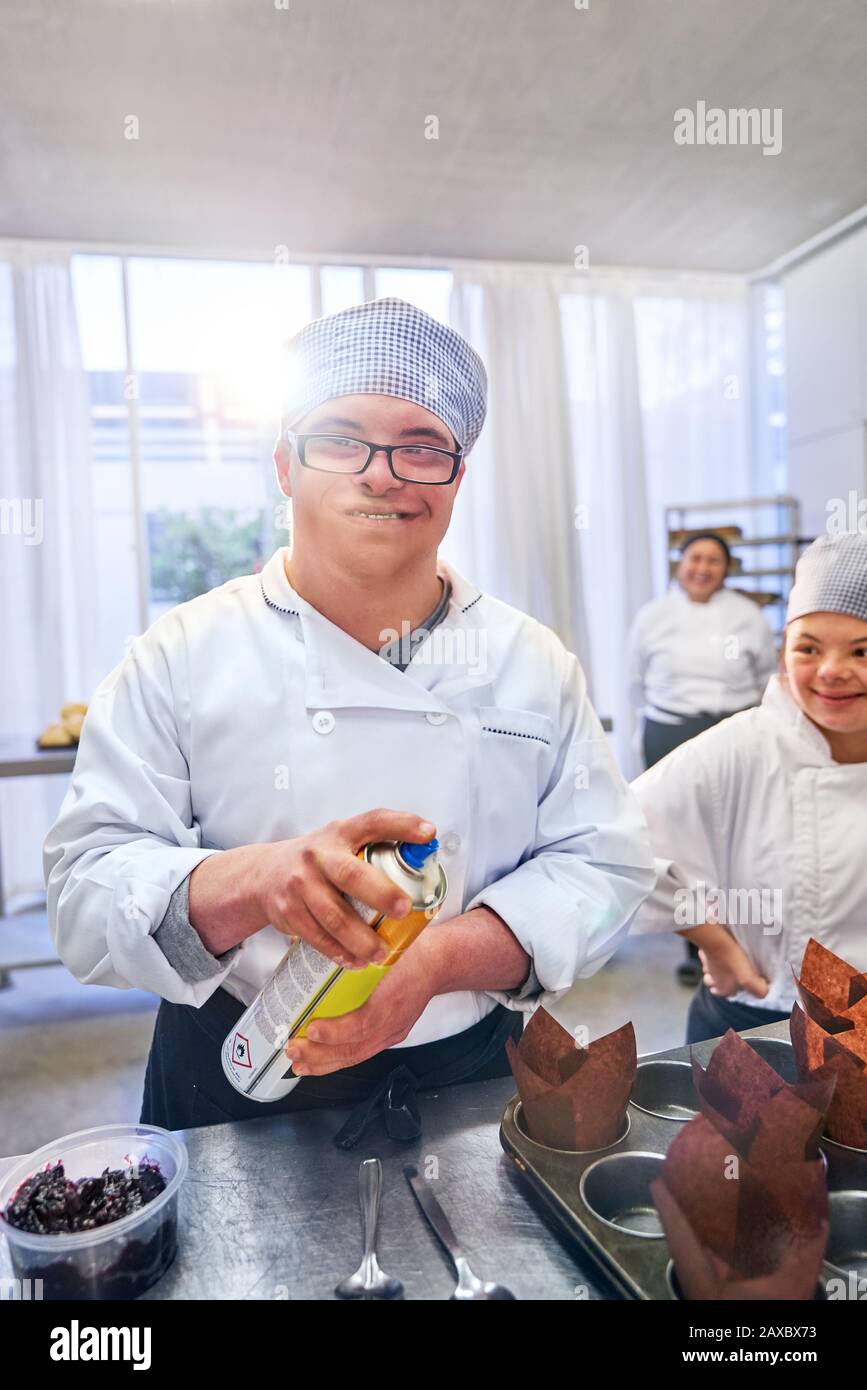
[[312, 710, 336, 734], [425, 711, 448, 725], [442, 831, 461, 855]]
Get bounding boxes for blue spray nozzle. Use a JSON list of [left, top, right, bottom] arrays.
[[398, 837, 439, 870]]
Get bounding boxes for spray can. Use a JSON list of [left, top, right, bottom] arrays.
[[221, 838, 447, 1102]]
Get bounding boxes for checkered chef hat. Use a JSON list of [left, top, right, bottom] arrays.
[[283, 297, 488, 452], [786, 531, 867, 624]]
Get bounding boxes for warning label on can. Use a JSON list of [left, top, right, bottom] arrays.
[[231, 1032, 253, 1068]]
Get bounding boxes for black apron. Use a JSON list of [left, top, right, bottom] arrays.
[[140, 984, 523, 1147], [643, 712, 721, 768], [642, 702, 757, 769]]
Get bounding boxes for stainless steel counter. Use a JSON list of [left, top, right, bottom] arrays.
[[0, 1018, 800, 1300], [0, 1073, 612, 1300]]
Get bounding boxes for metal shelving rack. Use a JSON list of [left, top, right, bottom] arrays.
[[664, 496, 811, 638]]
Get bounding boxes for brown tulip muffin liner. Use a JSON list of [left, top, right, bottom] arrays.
[[652, 1025, 833, 1299], [790, 939, 867, 1149], [506, 1009, 636, 1152], [690, 1027, 834, 1161]]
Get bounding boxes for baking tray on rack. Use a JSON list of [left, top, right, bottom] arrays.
[[499, 1017, 867, 1300]]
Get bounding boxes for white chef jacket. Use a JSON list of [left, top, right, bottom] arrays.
[[44, 548, 655, 1047], [627, 584, 778, 725], [630, 673, 867, 1012]]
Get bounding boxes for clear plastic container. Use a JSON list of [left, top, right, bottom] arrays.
[[0, 1123, 188, 1300]]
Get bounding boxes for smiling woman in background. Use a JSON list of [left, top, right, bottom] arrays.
[[630, 532, 867, 1044], [627, 532, 778, 771]]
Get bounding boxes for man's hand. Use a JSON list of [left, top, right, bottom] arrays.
[[189, 808, 436, 962], [285, 943, 435, 1075], [283, 905, 532, 1076]]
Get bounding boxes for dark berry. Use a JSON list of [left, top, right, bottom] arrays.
[[2, 1157, 166, 1234]]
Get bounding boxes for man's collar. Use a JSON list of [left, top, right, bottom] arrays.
[[258, 547, 489, 709], [435, 555, 484, 614], [259, 547, 302, 615]]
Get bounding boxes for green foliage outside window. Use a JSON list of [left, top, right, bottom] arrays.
[[148, 507, 287, 603]]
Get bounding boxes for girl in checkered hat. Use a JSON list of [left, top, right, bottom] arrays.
[[631, 531, 867, 1043]]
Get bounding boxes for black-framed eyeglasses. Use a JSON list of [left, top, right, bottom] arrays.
[[285, 431, 463, 485]]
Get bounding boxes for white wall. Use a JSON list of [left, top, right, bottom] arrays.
[[783, 227, 867, 537]]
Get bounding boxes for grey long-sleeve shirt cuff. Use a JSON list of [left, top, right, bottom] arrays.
[[506, 961, 543, 1002], [152, 873, 242, 984]]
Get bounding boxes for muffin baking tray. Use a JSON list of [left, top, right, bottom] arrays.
[[499, 1018, 867, 1299]]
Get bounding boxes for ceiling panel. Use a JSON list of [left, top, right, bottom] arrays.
[[1, 0, 865, 271]]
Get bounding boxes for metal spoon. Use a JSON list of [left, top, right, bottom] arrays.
[[335, 1157, 403, 1299], [404, 1164, 516, 1300]]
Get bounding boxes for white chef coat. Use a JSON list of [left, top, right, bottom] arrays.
[[630, 673, 867, 1012], [627, 584, 778, 725], [44, 547, 655, 1047]]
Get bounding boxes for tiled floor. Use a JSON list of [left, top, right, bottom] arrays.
[[0, 909, 691, 1158]]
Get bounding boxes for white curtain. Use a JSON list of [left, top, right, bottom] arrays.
[[0, 251, 101, 906], [445, 267, 753, 776], [445, 267, 593, 686], [633, 282, 753, 593], [560, 285, 654, 775]]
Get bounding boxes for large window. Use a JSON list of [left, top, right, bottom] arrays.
[[71, 256, 452, 677]]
